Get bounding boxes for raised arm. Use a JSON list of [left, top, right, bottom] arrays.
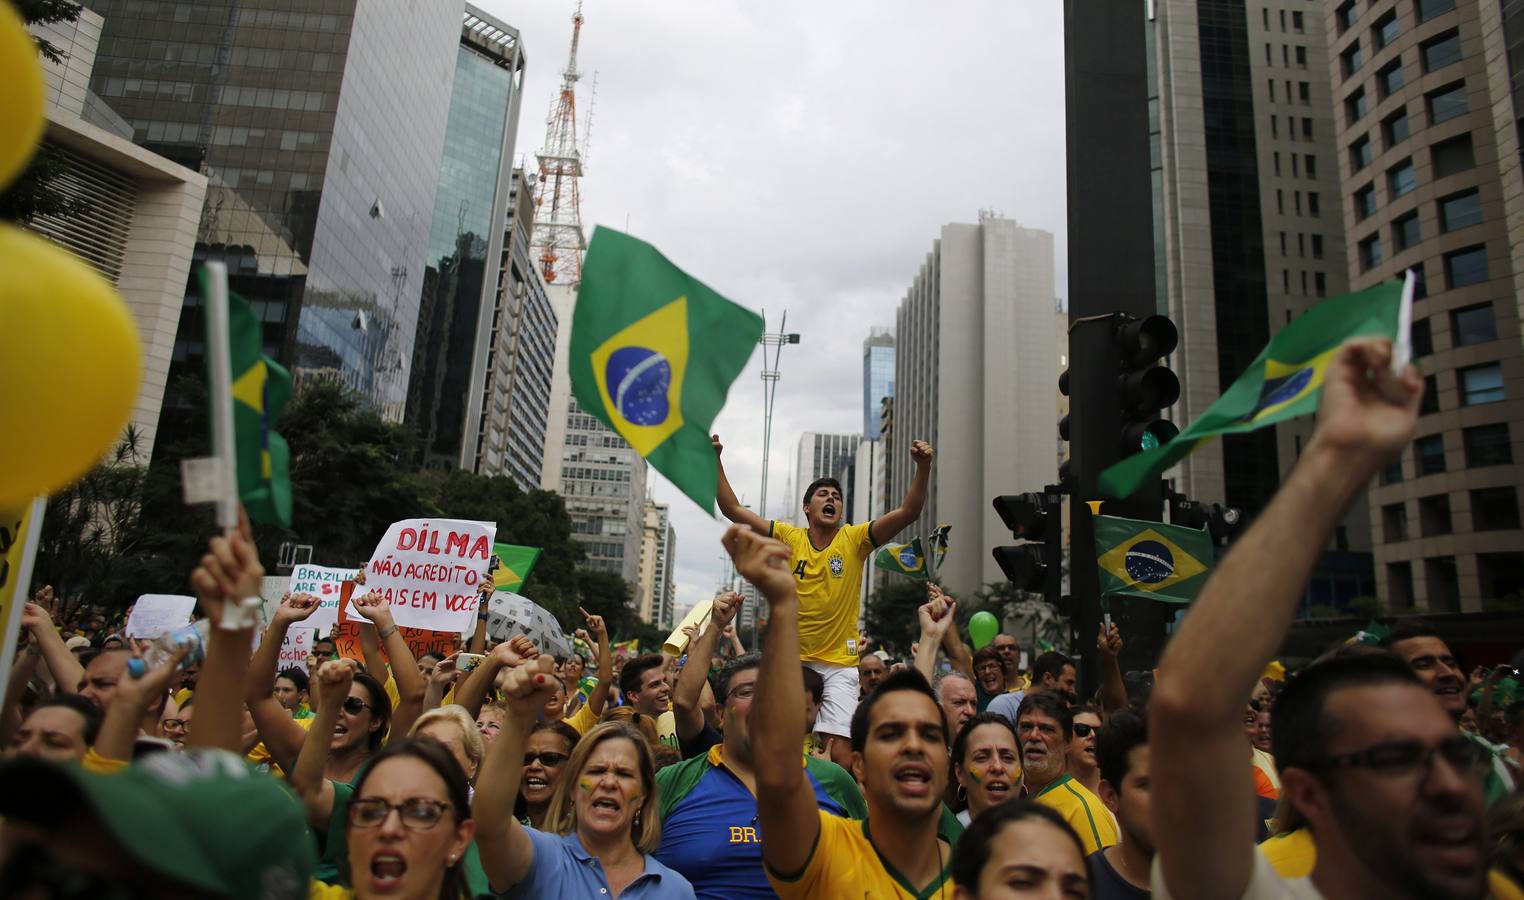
[[474, 655, 556, 892], [712, 434, 769, 535], [245, 592, 321, 771], [0, 643, 42, 747], [185, 513, 264, 752], [674, 592, 740, 741], [422, 653, 462, 711], [928, 585, 975, 683], [455, 636, 536, 718], [353, 590, 427, 735], [728, 525, 821, 878], [289, 660, 351, 830], [21, 588, 84, 695], [1151, 338, 1421, 900], [914, 592, 956, 682], [469, 573, 494, 655], [870, 440, 933, 546], [95, 646, 188, 761], [579, 608, 613, 718], [1097, 622, 1127, 718]]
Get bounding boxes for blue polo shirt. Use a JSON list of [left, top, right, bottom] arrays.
[[502, 828, 695, 900], [654, 746, 866, 899]]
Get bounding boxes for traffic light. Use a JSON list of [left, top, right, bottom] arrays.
[[1116, 314, 1180, 457], [992, 489, 1063, 605], [1167, 490, 1244, 546]]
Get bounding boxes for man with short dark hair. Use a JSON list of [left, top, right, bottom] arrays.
[[1092, 710, 1152, 898], [989, 650, 1077, 724], [1017, 690, 1116, 855], [7, 695, 101, 763], [991, 633, 1022, 687], [621, 652, 678, 747], [714, 432, 934, 768]]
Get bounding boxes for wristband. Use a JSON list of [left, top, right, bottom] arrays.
[[477, 609, 490, 621], [377, 624, 399, 641]]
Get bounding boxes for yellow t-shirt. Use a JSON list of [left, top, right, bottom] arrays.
[[1258, 827, 1315, 878], [309, 881, 352, 899], [563, 703, 598, 736], [767, 809, 953, 899], [770, 520, 877, 666], [83, 746, 129, 774], [1030, 774, 1118, 856], [247, 714, 316, 773]]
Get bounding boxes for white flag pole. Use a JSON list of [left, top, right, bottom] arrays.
[[0, 497, 48, 703], [1391, 269, 1415, 376], [203, 261, 239, 536]]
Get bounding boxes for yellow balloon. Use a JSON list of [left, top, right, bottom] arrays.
[[0, 225, 142, 506], [0, 0, 45, 190]]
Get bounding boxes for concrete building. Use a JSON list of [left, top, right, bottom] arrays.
[[1327, 0, 1524, 611], [25, 8, 206, 462], [559, 397, 649, 584], [637, 500, 677, 629], [862, 328, 895, 437], [83, 0, 462, 437], [406, 7, 526, 476], [792, 432, 861, 527], [889, 215, 1058, 596]]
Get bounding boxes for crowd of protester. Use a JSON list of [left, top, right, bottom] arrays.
[[4, 336, 1524, 898]]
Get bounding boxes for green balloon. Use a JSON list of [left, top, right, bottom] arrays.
[[968, 611, 1000, 650]]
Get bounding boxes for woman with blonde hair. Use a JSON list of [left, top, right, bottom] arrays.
[[475, 656, 695, 898], [410, 705, 485, 783]]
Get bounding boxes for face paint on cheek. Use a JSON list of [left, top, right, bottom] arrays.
[[578, 777, 596, 794], [967, 765, 984, 785], [624, 781, 642, 802]]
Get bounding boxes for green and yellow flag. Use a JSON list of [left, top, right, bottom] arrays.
[[489, 543, 542, 593], [1094, 515, 1213, 604], [204, 269, 292, 527], [875, 538, 929, 580], [1098, 280, 1404, 499], [570, 228, 763, 513]]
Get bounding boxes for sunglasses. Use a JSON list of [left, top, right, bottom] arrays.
[[523, 751, 570, 768], [342, 696, 374, 715], [348, 797, 451, 830], [1072, 722, 1095, 738]]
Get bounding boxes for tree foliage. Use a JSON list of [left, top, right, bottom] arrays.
[[0, 2, 87, 224], [864, 578, 928, 659]]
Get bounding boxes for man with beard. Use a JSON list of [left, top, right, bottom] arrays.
[[989, 650, 1078, 724], [1092, 710, 1152, 899], [1151, 337, 1493, 900], [1017, 690, 1117, 855], [730, 524, 955, 898], [714, 433, 934, 769], [1384, 620, 1517, 806]]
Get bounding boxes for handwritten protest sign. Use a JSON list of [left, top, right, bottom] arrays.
[[331, 621, 459, 664], [364, 519, 495, 633], [279, 626, 316, 674], [124, 594, 197, 638], [287, 564, 352, 631]]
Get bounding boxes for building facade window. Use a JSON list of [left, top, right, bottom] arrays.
[[1347, 87, 1369, 123], [1374, 11, 1400, 47], [1384, 109, 1411, 147], [1420, 373, 1440, 415], [1355, 183, 1378, 219], [1463, 423, 1512, 467], [1444, 244, 1488, 287], [1458, 363, 1504, 405], [1438, 189, 1482, 231], [1426, 556, 1460, 612], [1379, 61, 1405, 97], [1387, 560, 1415, 608], [1337, 1, 1360, 32], [1470, 487, 1521, 531], [1450, 303, 1496, 346], [1351, 135, 1373, 169], [1419, 494, 1453, 536], [1417, 0, 1457, 22], [1383, 502, 1410, 541], [1389, 159, 1416, 197], [1428, 82, 1468, 124], [1343, 43, 1366, 78], [1412, 317, 1433, 356], [1359, 233, 1384, 269], [1394, 212, 1421, 250], [1416, 433, 1447, 474], [1421, 30, 1462, 72]]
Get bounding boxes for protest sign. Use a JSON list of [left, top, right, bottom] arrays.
[[331, 621, 459, 664], [124, 594, 197, 638], [279, 626, 316, 674], [364, 519, 496, 633], [287, 564, 352, 630]]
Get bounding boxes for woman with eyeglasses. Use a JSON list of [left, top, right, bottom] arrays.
[[476, 656, 696, 899], [1065, 705, 1104, 797], [515, 721, 579, 828], [308, 738, 478, 900], [953, 713, 1022, 827]]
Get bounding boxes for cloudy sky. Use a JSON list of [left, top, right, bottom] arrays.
[[477, 0, 1068, 617]]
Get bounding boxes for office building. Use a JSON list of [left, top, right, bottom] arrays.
[[84, 0, 463, 435], [559, 397, 649, 583], [1328, 0, 1524, 611], [406, 7, 526, 474], [637, 500, 677, 629], [889, 215, 1058, 596], [24, 8, 206, 462], [792, 432, 861, 526], [862, 328, 895, 437]]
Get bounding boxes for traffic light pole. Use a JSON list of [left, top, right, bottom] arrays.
[[1064, 0, 1159, 699]]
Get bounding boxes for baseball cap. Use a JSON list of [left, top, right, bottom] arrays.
[[0, 749, 314, 899], [64, 635, 91, 651]]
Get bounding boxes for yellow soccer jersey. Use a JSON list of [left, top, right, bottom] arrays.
[[767, 810, 953, 899], [1259, 827, 1315, 878], [771, 520, 877, 666], [1031, 774, 1119, 856]]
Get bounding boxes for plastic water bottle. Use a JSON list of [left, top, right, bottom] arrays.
[[126, 619, 211, 679]]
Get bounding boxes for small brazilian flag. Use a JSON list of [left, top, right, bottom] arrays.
[[875, 538, 928, 580], [490, 543, 542, 593], [1098, 280, 1404, 499], [1094, 515, 1213, 604], [571, 228, 763, 513], [204, 270, 292, 527]]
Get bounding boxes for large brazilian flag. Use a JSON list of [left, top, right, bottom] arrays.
[[1098, 279, 1405, 499], [569, 227, 763, 513], [1094, 515, 1213, 605]]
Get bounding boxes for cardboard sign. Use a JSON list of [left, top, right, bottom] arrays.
[[287, 564, 353, 631], [279, 626, 316, 674], [124, 594, 197, 639], [364, 519, 496, 633], [330, 621, 460, 667]]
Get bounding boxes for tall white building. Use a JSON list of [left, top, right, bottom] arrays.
[[888, 215, 1058, 596], [792, 432, 862, 527], [637, 500, 677, 628], [557, 397, 648, 584]]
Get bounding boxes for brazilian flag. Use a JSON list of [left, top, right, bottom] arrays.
[[570, 228, 763, 513], [875, 538, 928, 580], [1098, 280, 1404, 499], [204, 269, 292, 527], [1094, 515, 1213, 604], [489, 543, 542, 593]]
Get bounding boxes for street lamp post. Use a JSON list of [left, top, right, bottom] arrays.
[[757, 311, 801, 521]]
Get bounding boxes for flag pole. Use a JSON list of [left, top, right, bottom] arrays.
[[0, 497, 48, 703], [203, 261, 239, 536], [1391, 269, 1415, 376]]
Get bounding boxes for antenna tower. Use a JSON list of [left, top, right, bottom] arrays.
[[531, 1, 589, 286]]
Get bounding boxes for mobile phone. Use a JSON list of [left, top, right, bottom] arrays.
[[456, 652, 486, 673]]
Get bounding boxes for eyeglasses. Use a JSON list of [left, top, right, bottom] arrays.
[[348, 797, 452, 830], [523, 751, 570, 768], [161, 718, 187, 733], [1072, 722, 1095, 738], [342, 696, 374, 715], [1309, 736, 1487, 778]]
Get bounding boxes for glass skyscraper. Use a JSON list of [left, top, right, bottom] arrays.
[[862, 328, 895, 437], [83, 0, 463, 437]]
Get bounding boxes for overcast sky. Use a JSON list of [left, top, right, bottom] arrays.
[[477, 0, 1068, 618]]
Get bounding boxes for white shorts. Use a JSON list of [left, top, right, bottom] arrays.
[[806, 661, 860, 739]]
